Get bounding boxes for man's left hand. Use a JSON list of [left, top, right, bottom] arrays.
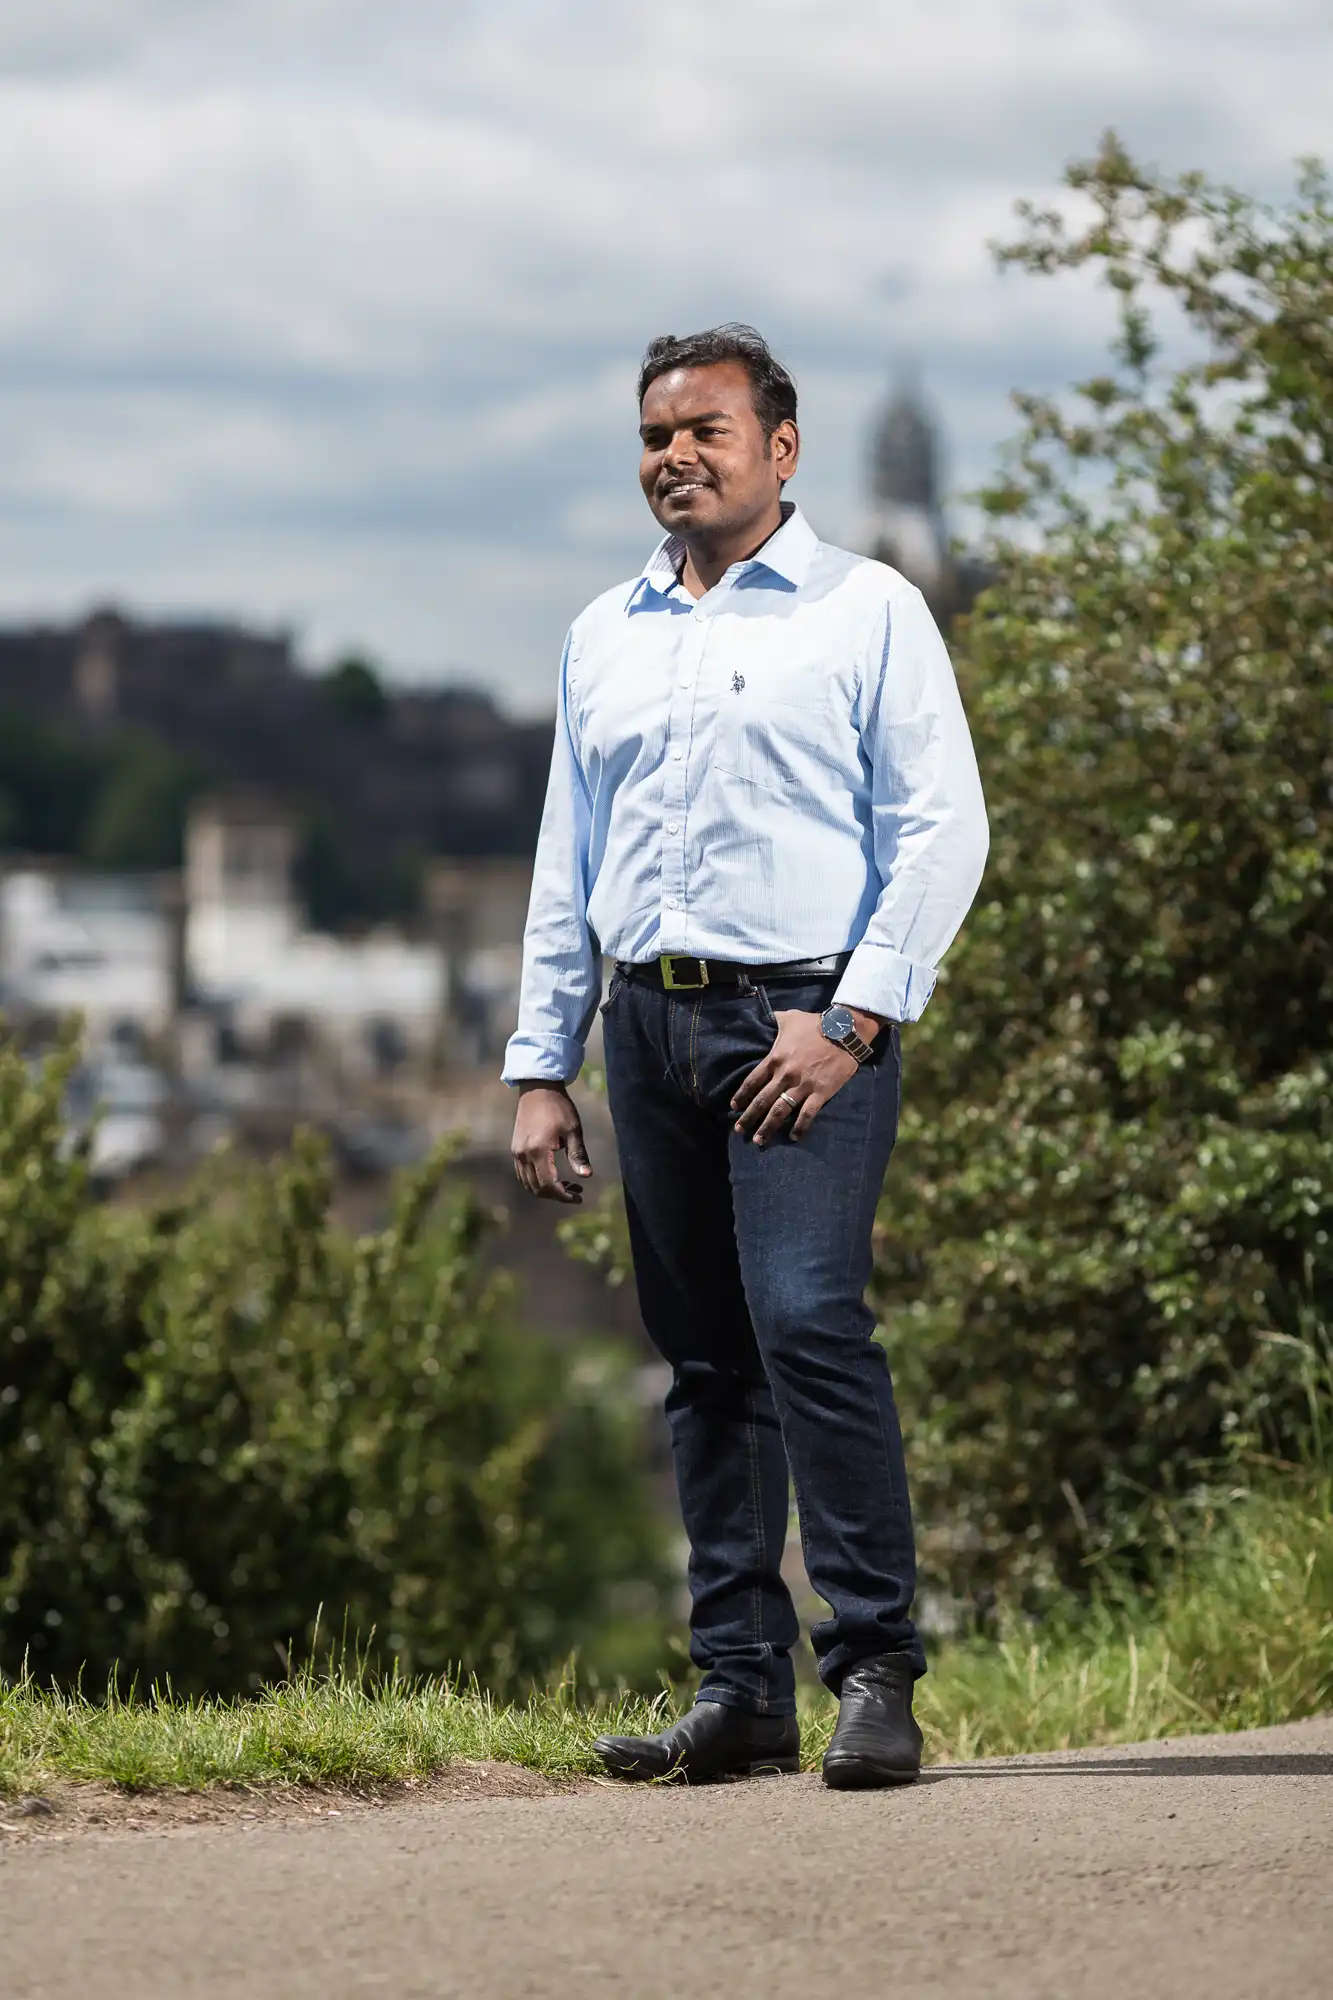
[[730, 1007, 888, 1145]]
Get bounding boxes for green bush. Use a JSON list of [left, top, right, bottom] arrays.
[[876, 140, 1333, 1598], [0, 1028, 668, 1695], [561, 143, 1333, 1608]]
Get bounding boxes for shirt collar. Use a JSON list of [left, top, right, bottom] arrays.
[[631, 501, 818, 605]]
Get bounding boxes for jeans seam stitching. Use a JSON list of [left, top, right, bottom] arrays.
[[743, 1387, 769, 1714], [845, 1057, 903, 1472], [689, 993, 703, 1101], [847, 1055, 913, 1669], [663, 993, 686, 1096]]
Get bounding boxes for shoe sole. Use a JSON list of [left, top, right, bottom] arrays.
[[594, 1748, 801, 1783], [821, 1758, 920, 1790]]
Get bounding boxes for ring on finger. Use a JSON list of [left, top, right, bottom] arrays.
[[777, 1090, 800, 1113]]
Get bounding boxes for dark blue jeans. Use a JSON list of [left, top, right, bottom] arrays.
[[600, 970, 924, 1716]]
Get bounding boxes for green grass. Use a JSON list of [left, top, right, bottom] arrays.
[[0, 1665, 667, 1798], [907, 1478, 1333, 1762], [3, 1478, 1330, 1797]]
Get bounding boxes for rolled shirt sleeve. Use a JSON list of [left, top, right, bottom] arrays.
[[833, 584, 989, 1024], [501, 636, 601, 1085]]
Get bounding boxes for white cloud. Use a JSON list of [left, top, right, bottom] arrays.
[[0, 0, 1329, 708]]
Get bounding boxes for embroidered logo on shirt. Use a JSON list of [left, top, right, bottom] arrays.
[[731, 672, 746, 694]]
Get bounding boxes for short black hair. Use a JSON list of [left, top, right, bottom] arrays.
[[637, 323, 798, 439]]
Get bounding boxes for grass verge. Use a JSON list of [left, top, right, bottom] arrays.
[[907, 1477, 1333, 1763], [3, 1479, 1330, 1797]]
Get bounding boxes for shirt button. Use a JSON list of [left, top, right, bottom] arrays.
[[667, 897, 681, 910], [667, 821, 679, 835], [671, 749, 683, 761]]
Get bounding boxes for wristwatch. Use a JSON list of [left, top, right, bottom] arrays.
[[820, 1003, 876, 1065]]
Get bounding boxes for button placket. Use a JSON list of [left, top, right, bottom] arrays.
[[659, 613, 709, 950]]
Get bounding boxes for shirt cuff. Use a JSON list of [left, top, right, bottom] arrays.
[[501, 1032, 585, 1087], [833, 942, 937, 1024]]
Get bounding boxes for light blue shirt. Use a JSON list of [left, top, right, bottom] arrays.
[[503, 504, 988, 1085]]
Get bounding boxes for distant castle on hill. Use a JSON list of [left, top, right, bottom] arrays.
[[0, 610, 552, 894]]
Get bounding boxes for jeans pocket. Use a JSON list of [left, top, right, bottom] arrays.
[[599, 970, 626, 1017], [753, 975, 840, 1030], [751, 980, 778, 1030]]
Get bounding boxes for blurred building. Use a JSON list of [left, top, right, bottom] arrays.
[[427, 857, 533, 1070], [0, 608, 555, 885], [0, 867, 177, 1040], [0, 792, 536, 1182], [0, 605, 551, 1178], [0, 866, 178, 1180], [182, 793, 445, 1081], [864, 375, 991, 629], [0, 609, 293, 734]]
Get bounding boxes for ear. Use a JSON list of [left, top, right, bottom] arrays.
[[772, 419, 800, 484]]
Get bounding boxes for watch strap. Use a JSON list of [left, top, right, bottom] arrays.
[[821, 1009, 874, 1066], [839, 1025, 874, 1065]]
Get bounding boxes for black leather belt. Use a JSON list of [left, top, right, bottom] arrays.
[[615, 951, 853, 993]]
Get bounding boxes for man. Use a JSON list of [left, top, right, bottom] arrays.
[[505, 324, 987, 1788]]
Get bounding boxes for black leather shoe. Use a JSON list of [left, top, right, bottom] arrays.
[[822, 1654, 923, 1789], [594, 1701, 800, 1783]]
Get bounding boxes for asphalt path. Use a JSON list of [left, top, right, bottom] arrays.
[[3, 1717, 1330, 1999]]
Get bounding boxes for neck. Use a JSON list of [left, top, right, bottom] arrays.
[[679, 498, 786, 599]]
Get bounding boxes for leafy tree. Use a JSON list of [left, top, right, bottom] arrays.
[[0, 710, 205, 870], [82, 733, 209, 869], [0, 709, 105, 856], [876, 138, 1333, 1598], [0, 1029, 668, 1695], [320, 655, 389, 727]]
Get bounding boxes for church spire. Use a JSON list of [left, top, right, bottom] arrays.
[[869, 377, 941, 513], [862, 368, 988, 628]]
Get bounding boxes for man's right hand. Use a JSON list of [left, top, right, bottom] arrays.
[[510, 1082, 593, 1203]]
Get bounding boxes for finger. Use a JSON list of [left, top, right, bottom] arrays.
[[514, 1153, 540, 1198], [735, 1075, 796, 1139], [536, 1147, 585, 1204], [789, 1090, 827, 1143], [731, 1056, 776, 1118], [539, 1178, 583, 1205], [564, 1124, 594, 1178], [753, 1088, 804, 1147]]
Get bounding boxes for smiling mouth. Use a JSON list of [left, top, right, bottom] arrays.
[[661, 481, 710, 501]]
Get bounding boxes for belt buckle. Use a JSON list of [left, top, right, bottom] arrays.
[[660, 954, 709, 991]]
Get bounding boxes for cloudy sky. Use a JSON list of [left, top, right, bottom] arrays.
[[1, 2, 1330, 711]]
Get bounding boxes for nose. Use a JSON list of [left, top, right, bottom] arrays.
[[662, 428, 699, 471]]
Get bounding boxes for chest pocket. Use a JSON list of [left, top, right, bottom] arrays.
[[713, 658, 837, 793]]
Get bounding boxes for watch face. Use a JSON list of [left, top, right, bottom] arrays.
[[822, 1004, 855, 1041]]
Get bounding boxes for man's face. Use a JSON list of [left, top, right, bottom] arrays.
[[638, 360, 798, 538]]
